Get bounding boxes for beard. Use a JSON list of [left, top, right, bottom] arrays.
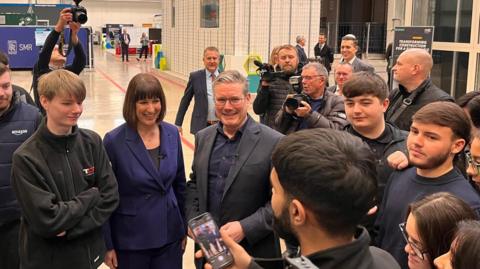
[[410, 149, 451, 170], [272, 205, 300, 248]]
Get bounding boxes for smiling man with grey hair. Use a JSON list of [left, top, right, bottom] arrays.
[[274, 62, 347, 134], [186, 70, 284, 267]]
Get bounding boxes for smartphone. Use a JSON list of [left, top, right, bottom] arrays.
[[188, 212, 234, 269]]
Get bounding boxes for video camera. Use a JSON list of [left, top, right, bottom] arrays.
[[253, 60, 286, 82], [71, 0, 88, 24]]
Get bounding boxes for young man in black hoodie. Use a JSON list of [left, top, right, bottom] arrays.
[[197, 129, 400, 269], [11, 69, 118, 269]]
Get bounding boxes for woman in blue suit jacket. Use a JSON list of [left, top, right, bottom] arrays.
[[103, 73, 187, 269]]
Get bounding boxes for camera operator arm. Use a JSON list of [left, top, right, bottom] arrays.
[[252, 82, 270, 115], [61, 21, 85, 75], [273, 107, 296, 134]]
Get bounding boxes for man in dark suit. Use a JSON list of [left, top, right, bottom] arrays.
[[186, 70, 283, 266], [295, 35, 308, 69], [340, 34, 375, 73], [314, 33, 334, 73], [175, 47, 220, 135], [119, 29, 130, 62]]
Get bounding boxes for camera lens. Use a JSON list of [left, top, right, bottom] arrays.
[[75, 12, 88, 24], [285, 98, 300, 110]]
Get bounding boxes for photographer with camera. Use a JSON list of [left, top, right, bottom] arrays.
[[253, 45, 300, 128], [32, 7, 86, 115], [274, 63, 347, 134], [196, 129, 400, 269]]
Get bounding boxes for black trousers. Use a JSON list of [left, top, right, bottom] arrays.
[[138, 46, 148, 59], [0, 219, 20, 269], [121, 44, 129, 61]]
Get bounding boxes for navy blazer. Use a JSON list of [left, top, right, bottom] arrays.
[[103, 121, 186, 250], [175, 69, 210, 134]]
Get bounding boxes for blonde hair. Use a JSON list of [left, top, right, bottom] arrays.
[[38, 69, 86, 101]]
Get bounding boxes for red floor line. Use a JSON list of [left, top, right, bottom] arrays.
[[95, 66, 195, 151], [96, 67, 126, 93]]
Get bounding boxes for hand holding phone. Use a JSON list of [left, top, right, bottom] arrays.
[[189, 212, 234, 269]]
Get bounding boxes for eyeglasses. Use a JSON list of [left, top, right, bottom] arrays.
[[466, 151, 480, 176], [214, 97, 244, 106], [301, 75, 323, 81], [399, 222, 427, 260]]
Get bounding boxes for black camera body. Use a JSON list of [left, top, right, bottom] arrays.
[[254, 60, 286, 82], [71, 0, 88, 24], [285, 93, 310, 110]]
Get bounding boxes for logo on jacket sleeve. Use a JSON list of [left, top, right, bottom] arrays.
[[83, 166, 95, 176], [12, 129, 28, 135]]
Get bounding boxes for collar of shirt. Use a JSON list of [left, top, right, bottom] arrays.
[[341, 56, 357, 65], [206, 69, 220, 79], [350, 124, 393, 144]]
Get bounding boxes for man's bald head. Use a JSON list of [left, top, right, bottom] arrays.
[[393, 48, 434, 91], [401, 48, 433, 74]]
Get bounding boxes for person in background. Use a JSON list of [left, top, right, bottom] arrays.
[[0, 51, 35, 106], [0, 63, 41, 269], [119, 28, 131, 62], [313, 33, 334, 74], [434, 220, 480, 269], [137, 32, 149, 61], [175, 47, 221, 135], [385, 48, 453, 131], [103, 73, 186, 269], [456, 91, 480, 129], [466, 129, 480, 192], [295, 35, 308, 69], [327, 62, 353, 96], [401, 192, 477, 269], [32, 8, 86, 115]]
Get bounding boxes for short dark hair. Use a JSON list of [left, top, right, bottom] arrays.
[[343, 71, 388, 100], [0, 51, 9, 65], [123, 73, 166, 129], [457, 91, 480, 129], [406, 192, 477, 268], [453, 220, 480, 269], [271, 128, 377, 236], [0, 62, 10, 77], [412, 101, 471, 145]]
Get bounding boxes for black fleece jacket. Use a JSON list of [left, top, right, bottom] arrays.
[[11, 120, 118, 269]]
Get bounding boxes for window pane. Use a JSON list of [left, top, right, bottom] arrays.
[[431, 50, 469, 99], [201, 0, 219, 28], [171, 0, 175, 28], [412, 0, 472, 43], [476, 54, 480, 90]]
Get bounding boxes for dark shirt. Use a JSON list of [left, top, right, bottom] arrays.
[[147, 146, 161, 169], [298, 97, 324, 130], [249, 227, 400, 269], [207, 118, 249, 222], [351, 125, 393, 167], [376, 167, 480, 268]]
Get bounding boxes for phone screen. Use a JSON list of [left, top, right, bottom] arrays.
[[188, 213, 234, 269]]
